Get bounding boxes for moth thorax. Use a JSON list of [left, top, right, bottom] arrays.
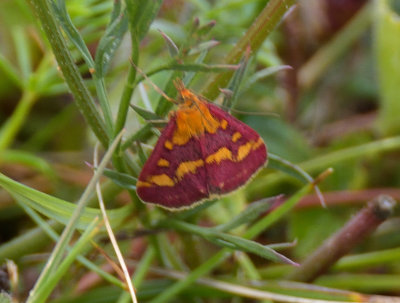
[[173, 101, 219, 145]]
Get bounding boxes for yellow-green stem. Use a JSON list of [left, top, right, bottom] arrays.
[[0, 90, 37, 152]]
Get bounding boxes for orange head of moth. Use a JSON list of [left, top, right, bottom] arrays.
[[170, 80, 220, 146]]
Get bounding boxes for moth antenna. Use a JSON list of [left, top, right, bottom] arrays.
[[173, 78, 185, 91], [130, 59, 178, 105]]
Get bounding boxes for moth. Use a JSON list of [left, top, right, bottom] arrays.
[[136, 80, 267, 210]]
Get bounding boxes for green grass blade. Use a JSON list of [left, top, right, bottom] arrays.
[[0, 52, 23, 89], [165, 219, 296, 264], [0, 90, 37, 151], [0, 173, 131, 230], [374, 0, 400, 135]]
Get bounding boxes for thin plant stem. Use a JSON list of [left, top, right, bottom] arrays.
[[202, 0, 297, 99], [94, 144, 138, 303], [0, 90, 36, 152], [29, 0, 109, 146], [117, 246, 156, 303]]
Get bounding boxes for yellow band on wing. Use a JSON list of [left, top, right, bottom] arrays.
[[157, 158, 170, 167], [206, 147, 233, 164], [206, 139, 264, 164], [232, 132, 242, 142], [164, 140, 173, 150], [149, 174, 175, 187], [176, 159, 204, 180]]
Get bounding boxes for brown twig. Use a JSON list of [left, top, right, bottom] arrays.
[[287, 195, 397, 282]]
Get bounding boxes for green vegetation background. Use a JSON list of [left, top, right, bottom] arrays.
[[0, 0, 399, 302]]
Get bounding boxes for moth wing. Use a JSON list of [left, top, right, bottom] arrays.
[[201, 102, 267, 195], [137, 116, 209, 210]]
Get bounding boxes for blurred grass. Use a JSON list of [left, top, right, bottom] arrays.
[[0, 0, 399, 302]]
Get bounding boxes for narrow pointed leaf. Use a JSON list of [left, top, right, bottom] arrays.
[[130, 104, 163, 121], [51, 0, 94, 69], [0, 172, 131, 230], [103, 168, 137, 191], [95, 11, 128, 77]]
